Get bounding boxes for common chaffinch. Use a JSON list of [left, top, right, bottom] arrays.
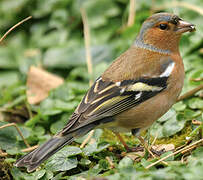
[[15, 12, 195, 172]]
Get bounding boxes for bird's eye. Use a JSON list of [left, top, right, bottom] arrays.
[[159, 24, 168, 30]]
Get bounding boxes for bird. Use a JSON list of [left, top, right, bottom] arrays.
[[15, 12, 195, 172]]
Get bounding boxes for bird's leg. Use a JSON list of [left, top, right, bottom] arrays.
[[114, 131, 143, 152], [114, 130, 163, 155], [114, 132, 131, 152]]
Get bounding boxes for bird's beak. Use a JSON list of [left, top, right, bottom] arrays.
[[176, 20, 196, 34]]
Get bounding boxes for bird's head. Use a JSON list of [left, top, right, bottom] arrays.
[[135, 13, 195, 53]]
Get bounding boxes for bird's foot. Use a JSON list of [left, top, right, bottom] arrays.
[[126, 144, 144, 153], [150, 147, 166, 156]]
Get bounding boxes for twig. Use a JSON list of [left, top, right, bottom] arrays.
[[150, 0, 156, 14], [190, 78, 203, 82], [151, 132, 159, 146], [25, 102, 33, 119], [106, 156, 115, 169], [0, 123, 30, 148], [79, 8, 95, 148], [146, 138, 203, 169], [177, 84, 203, 102], [154, 2, 203, 15], [22, 145, 38, 152], [80, 130, 95, 148], [0, 16, 32, 43], [138, 136, 168, 166], [0, 145, 38, 157], [181, 154, 187, 164], [80, 8, 93, 86], [127, 0, 136, 27], [180, 144, 197, 154], [137, 136, 156, 159]]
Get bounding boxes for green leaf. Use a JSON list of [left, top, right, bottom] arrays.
[[84, 0, 120, 28], [157, 109, 176, 122], [0, 71, 19, 88], [160, 151, 174, 161], [75, 129, 103, 144], [6, 147, 21, 155], [140, 158, 151, 168], [54, 99, 78, 111], [79, 158, 91, 166], [189, 69, 203, 86], [184, 109, 201, 119], [0, 122, 29, 150], [0, 48, 18, 68], [150, 122, 164, 138], [43, 170, 54, 180], [46, 156, 78, 172], [82, 164, 103, 177], [62, 146, 82, 157], [50, 119, 67, 134], [25, 114, 41, 127], [173, 101, 186, 111], [162, 114, 185, 137], [4, 157, 16, 163], [50, 113, 70, 134], [83, 141, 109, 156], [33, 126, 45, 136], [118, 156, 133, 169], [49, 9, 69, 28], [45, 146, 82, 172], [99, 159, 110, 170], [49, 83, 75, 101], [49, 172, 65, 180], [150, 109, 183, 138], [43, 46, 85, 68], [188, 98, 203, 109], [39, 98, 62, 116], [11, 167, 46, 180], [3, 95, 26, 109]]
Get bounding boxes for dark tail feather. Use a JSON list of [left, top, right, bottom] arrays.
[[14, 135, 73, 172]]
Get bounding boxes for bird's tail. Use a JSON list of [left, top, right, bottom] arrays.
[[14, 135, 74, 172]]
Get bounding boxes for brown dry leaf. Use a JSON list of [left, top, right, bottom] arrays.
[[151, 144, 175, 152], [26, 66, 64, 104]]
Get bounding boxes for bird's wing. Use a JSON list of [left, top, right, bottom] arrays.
[[59, 56, 174, 135]]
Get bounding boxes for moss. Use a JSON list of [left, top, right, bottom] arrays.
[[101, 122, 192, 149], [153, 124, 192, 147], [0, 158, 12, 180], [101, 129, 118, 143]]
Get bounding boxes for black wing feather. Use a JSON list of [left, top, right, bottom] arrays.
[[60, 76, 168, 135]]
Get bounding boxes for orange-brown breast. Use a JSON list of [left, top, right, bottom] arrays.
[[102, 46, 172, 82]]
